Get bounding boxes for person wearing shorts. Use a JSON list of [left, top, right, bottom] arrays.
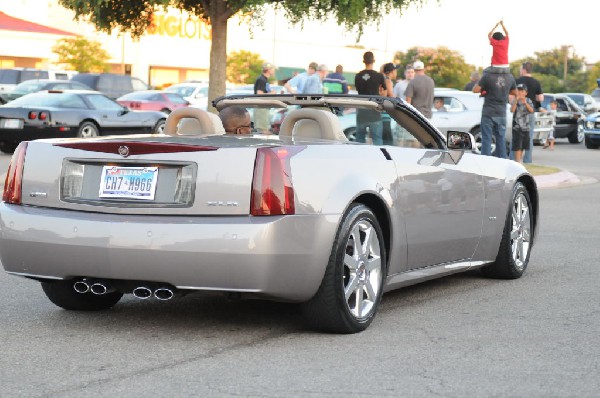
[[510, 83, 534, 163]]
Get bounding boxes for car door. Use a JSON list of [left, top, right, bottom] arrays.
[[554, 97, 578, 136], [384, 116, 484, 270], [84, 93, 150, 134]]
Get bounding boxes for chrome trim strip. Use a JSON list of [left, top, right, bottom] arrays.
[[6, 271, 64, 280]]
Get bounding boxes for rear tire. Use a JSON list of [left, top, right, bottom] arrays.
[[568, 122, 584, 143], [41, 280, 122, 311], [481, 182, 532, 279], [77, 121, 99, 138], [0, 141, 18, 154], [302, 204, 386, 333]]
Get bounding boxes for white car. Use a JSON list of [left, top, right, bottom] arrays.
[[164, 83, 208, 105]]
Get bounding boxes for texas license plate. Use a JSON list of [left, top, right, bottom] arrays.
[[0, 119, 23, 129], [99, 166, 158, 200]]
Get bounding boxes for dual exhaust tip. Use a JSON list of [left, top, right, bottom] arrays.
[[73, 280, 174, 300]]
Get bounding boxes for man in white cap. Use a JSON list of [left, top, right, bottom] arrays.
[[405, 60, 435, 119]]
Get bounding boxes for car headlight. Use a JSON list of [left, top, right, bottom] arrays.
[[586, 121, 595, 129]]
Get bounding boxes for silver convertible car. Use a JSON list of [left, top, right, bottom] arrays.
[[0, 94, 539, 333]]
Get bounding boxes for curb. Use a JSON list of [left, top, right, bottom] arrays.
[[533, 171, 588, 189]]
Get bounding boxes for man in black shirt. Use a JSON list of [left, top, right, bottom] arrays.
[[354, 51, 385, 144], [253, 62, 275, 133], [516, 62, 544, 163]]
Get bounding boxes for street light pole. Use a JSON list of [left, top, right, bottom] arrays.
[[562, 45, 573, 83]]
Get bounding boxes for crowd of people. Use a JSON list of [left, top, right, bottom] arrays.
[[246, 20, 551, 164]]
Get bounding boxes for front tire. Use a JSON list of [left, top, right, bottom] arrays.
[[77, 121, 99, 138], [482, 182, 532, 279], [585, 136, 599, 149], [303, 204, 386, 333], [153, 119, 166, 134], [42, 280, 122, 311]]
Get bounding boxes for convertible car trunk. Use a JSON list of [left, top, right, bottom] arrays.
[[16, 136, 267, 216]]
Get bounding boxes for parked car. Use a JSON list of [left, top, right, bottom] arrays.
[[560, 93, 599, 114], [540, 94, 585, 143], [117, 90, 189, 114], [71, 73, 150, 99], [0, 90, 166, 153], [0, 79, 92, 103], [0, 69, 77, 101], [0, 68, 48, 99], [583, 112, 600, 149], [0, 94, 538, 333], [163, 82, 208, 105]]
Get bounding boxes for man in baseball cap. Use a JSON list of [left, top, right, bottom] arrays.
[[405, 60, 434, 119]]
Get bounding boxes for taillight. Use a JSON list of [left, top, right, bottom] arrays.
[[39, 112, 48, 121], [250, 146, 303, 216], [28, 111, 37, 120], [3, 142, 28, 204]]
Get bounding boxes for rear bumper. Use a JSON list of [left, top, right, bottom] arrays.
[[0, 126, 74, 142], [0, 204, 339, 301]]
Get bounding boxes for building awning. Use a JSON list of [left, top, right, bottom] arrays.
[[0, 11, 76, 36], [275, 66, 305, 81]]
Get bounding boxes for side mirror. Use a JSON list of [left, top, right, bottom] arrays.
[[120, 107, 130, 115], [447, 131, 474, 150]]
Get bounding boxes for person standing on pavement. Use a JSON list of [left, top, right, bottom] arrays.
[[323, 64, 348, 94], [473, 69, 517, 158], [284, 62, 317, 94], [464, 71, 480, 91], [516, 61, 544, 163], [253, 62, 275, 134], [354, 51, 386, 145], [393, 64, 415, 99], [510, 83, 534, 163], [405, 60, 435, 119], [303, 64, 328, 94]]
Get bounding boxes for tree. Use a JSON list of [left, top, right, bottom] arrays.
[[394, 46, 474, 89], [52, 37, 110, 72], [226, 50, 265, 85], [58, 0, 428, 110], [511, 47, 588, 93]]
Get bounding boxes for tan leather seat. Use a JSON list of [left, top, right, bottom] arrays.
[[164, 107, 225, 136], [279, 108, 348, 141]]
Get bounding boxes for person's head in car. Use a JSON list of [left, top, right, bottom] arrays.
[[219, 106, 253, 135]]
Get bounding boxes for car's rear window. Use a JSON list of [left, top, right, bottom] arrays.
[[20, 70, 48, 82], [8, 92, 88, 109]]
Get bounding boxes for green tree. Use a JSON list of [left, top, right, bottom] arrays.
[[59, 0, 428, 109], [511, 47, 588, 93], [585, 62, 600, 93], [394, 46, 474, 89], [52, 37, 110, 72], [226, 50, 264, 85]]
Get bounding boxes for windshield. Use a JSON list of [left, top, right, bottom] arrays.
[[8, 92, 88, 109], [165, 85, 207, 97]]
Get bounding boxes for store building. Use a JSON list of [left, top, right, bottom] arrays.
[[0, 0, 392, 88]]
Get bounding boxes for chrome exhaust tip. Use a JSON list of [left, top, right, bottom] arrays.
[[73, 281, 90, 294], [90, 283, 108, 295], [154, 287, 174, 301], [132, 286, 153, 299]]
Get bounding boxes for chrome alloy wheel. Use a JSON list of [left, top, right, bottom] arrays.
[[343, 219, 383, 319], [510, 192, 531, 270]]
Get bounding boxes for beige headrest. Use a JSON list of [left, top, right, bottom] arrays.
[[164, 107, 215, 136], [279, 108, 347, 141]]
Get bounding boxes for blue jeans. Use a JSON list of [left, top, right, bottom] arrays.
[[356, 121, 383, 145], [481, 114, 507, 158], [523, 113, 535, 163]]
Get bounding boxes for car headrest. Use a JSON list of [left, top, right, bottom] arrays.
[[279, 108, 347, 141], [164, 107, 224, 136]]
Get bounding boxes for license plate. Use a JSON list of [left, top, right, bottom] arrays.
[[0, 119, 23, 129], [99, 166, 158, 200]]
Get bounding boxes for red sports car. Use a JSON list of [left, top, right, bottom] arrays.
[[117, 90, 189, 114]]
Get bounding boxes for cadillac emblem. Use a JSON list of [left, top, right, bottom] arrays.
[[118, 145, 130, 157]]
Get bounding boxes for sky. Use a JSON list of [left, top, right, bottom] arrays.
[[241, 0, 599, 70]]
